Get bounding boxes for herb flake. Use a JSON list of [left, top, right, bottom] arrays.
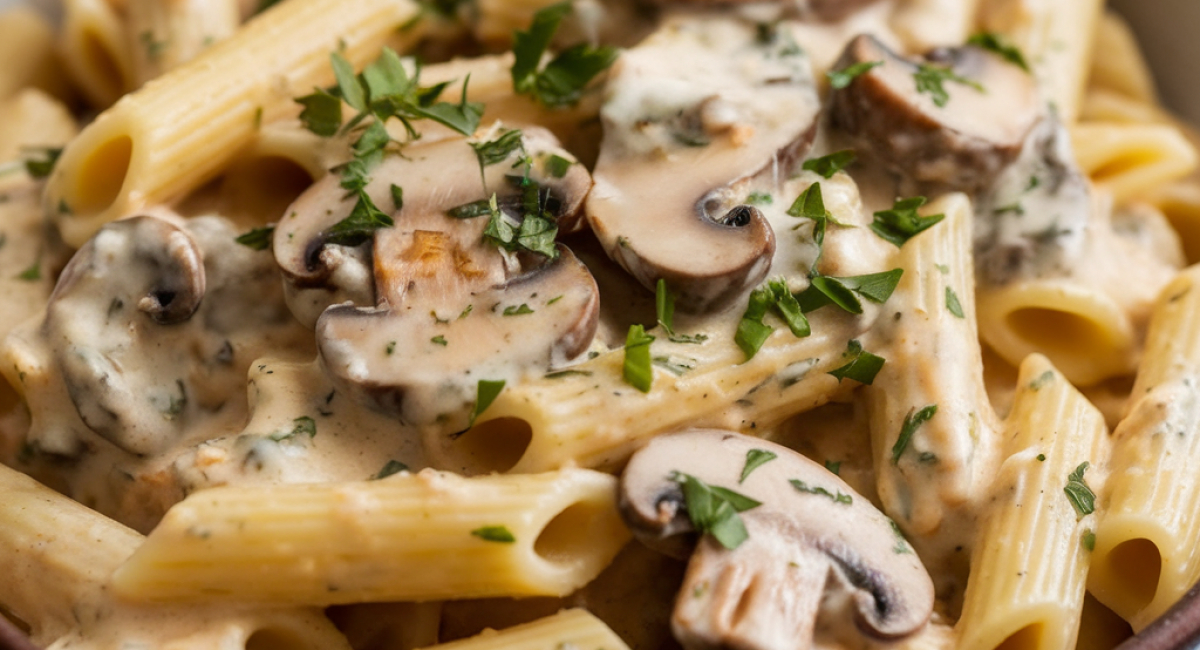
[[623, 324, 655, 393], [828, 339, 886, 385], [891, 405, 938, 464], [472, 525, 516, 543], [1064, 462, 1096, 519], [739, 449, 777, 483], [671, 471, 762, 550]]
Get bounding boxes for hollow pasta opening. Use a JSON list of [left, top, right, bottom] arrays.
[[1005, 307, 1112, 361], [450, 417, 532, 475], [1077, 593, 1133, 650], [245, 627, 307, 650], [81, 30, 125, 103], [534, 500, 606, 564], [1103, 538, 1162, 612], [221, 156, 316, 224], [75, 135, 132, 215], [993, 623, 1042, 650]]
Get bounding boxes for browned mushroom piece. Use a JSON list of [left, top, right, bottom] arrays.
[[282, 127, 599, 426], [620, 429, 935, 650], [829, 34, 1040, 192], [586, 14, 821, 313], [44, 216, 206, 455]]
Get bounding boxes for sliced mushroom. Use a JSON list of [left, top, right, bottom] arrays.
[[587, 14, 821, 312], [620, 429, 934, 650], [44, 215, 205, 455], [282, 127, 599, 426], [829, 34, 1040, 192]]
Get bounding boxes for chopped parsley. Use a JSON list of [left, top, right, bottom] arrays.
[[511, 2, 619, 108], [789, 479, 852, 504], [473, 179, 561, 259], [623, 324, 655, 393], [1037, 453, 1046, 462], [739, 449, 777, 483], [891, 405, 938, 464], [889, 518, 913, 554], [746, 191, 773, 205], [431, 335, 448, 346], [468, 379, 506, 427], [795, 269, 904, 315], [827, 339, 885, 385], [21, 147, 62, 179], [1082, 529, 1096, 552], [967, 32, 1030, 72], [824, 460, 842, 475], [652, 356, 695, 376], [471, 525, 516, 543], [391, 184, 404, 210], [827, 60, 882, 89], [386, 341, 397, 354], [325, 190, 395, 246], [945, 287, 965, 318], [735, 279, 809, 361], [656, 279, 707, 344], [670, 471, 762, 550], [913, 63, 984, 107], [544, 153, 572, 178], [235, 225, 275, 251], [1064, 462, 1096, 520], [371, 460, 409, 479], [502, 304, 534, 316], [802, 150, 856, 179], [870, 196, 945, 247], [1029, 370, 1055, 391], [271, 416, 317, 442], [15, 260, 40, 281], [470, 128, 525, 187]]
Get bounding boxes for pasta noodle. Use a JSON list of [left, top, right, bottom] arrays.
[[0, 1, 1198, 649]]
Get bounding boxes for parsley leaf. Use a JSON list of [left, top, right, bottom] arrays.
[[735, 279, 809, 361], [945, 286, 965, 318], [22, 147, 62, 179], [511, 2, 618, 108], [671, 471, 762, 550], [326, 191, 395, 246], [545, 154, 572, 178], [871, 197, 945, 247], [472, 525, 516, 543], [271, 416, 317, 442], [891, 405, 938, 464], [15, 261, 40, 281], [1082, 529, 1096, 552], [295, 88, 342, 136], [371, 460, 409, 479], [913, 63, 984, 108], [795, 269, 904, 314], [828, 339, 885, 384], [827, 60, 882, 89], [623, 324, 655, 393], [824, 460, 842, 475], [471, 129, 525, 179], [468, 379, 506, 427], [739, 449, 777, 483], [967, 32, 1030, 72], [656, 279, 708, 344], [502, 303, 534, 316], [235, 225, 275, 251], [802, 150, 856, 179], [789, 479, 852, 504], [1064, 462, 1096, 519]]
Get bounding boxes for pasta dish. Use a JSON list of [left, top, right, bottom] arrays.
[[1, 0, 1199, 648]]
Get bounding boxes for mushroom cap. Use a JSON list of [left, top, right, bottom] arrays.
[[829, 34, 1040, 192], [586, 14, 820, 313], [45, 216, 206, 455], [620, 429, 934, 648]]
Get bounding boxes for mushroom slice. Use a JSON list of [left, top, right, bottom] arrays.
[[829, 34, 1039, 192], [45, 215, 206, 455], [300, 128, 598, 426], [587, 14, 820, 313], [620, 429, 934, 650]]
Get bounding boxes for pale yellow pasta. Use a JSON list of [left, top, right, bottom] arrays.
[[58, 0, 134, 108], [416, 609, 631, 650], [216, 123, 328, 227], [1152, 180, 1200, 264], [0, 463, 352, 650], [113, 468, 630, 604], [890, 0, 979, 52], [1089, 265, 1200, 631], [1080, 88, 1171, 125], [976, 0, 1103, 124], [44, 0, 426, 249], [0, 88, 77, 163], [956, 354, 1110, 650], [864, 193, 1001, 542], [1086, 10, 1157, 105], [977, 277, 1137, 387], [126, 0, 241, 86], [1071, 122, 1198, 203], [0, 7, 71, 101]]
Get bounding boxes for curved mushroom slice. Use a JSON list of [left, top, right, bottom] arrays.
[[44, 216, 206, 455], [587, 14, 820, 313], [829, 34, 1039, 192], [620, 429, 934, 650], [289, 128, 598, 426]]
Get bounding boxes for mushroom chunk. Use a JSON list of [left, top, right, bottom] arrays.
[[587, 14, 821, 313], [44, 216, 206, 455], [620, 429, 934, 650], [294, 128, 599, 426], [829, 34, 1039, 192]]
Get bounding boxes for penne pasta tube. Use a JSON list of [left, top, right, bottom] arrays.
[[416, 609, 632, 650], [0, 6, 72, 102], [1088, 265, 1200, 630], [865, 193, 1002, 544], [957, 354, 1111, 650], [1071, 122, 1199, 204], [126, 0, 241, 85], [44, 0, 425, 249], [1086, 10, 1158, 105], [112, 468, 630, 604], [58, 0, 134, 109]]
